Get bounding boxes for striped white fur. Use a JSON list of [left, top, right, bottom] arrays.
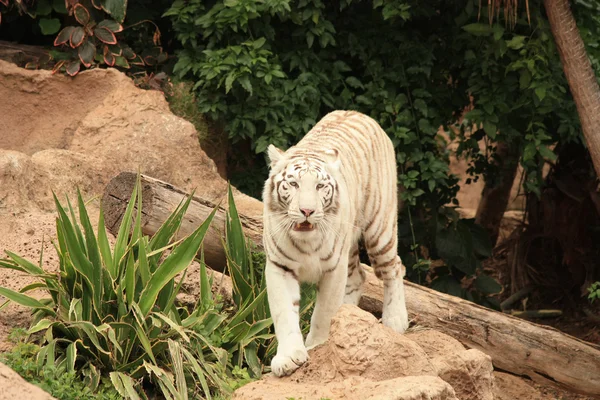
[[263, 110, 409, 377]]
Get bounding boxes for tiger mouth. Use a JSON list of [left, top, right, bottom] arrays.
[[293, 221, 315, 232]]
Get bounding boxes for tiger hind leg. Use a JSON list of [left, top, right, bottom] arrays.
[[343, 242, 366, 305], [364, 221, 409, 333]]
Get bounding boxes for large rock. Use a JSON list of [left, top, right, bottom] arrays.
[[234, 305, 497, 400], [0, 362, 55, 400], [0, 59, 240, 206], [407, 330, 495, 400]]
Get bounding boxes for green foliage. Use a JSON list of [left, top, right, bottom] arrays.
[[453, 2, 580, 197], [166, 0, 460, 206], [165, 0, 600, 305], [588, 282, 600, 303], [1, 337, 120, 400], [0, 0, 165, 75], [0, 177, 224, 398]]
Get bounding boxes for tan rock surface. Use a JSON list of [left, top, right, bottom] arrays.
[[0, 362, 55, 400], [235, 305, 496, 400]]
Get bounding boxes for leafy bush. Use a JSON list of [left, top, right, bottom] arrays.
[[1, 332, 120, 400], [0, 0, 166, 75], [165, 0, 596, 305], [0, 178, 225, 397]]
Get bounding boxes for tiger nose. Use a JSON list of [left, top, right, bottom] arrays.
[[300, 208, 314, 217]]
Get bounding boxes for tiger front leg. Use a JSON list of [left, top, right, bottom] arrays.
[[305, 256, 348, 350], [265, 261, 308, 377]]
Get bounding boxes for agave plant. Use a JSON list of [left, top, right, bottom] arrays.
[[0, 176, 232, 398]]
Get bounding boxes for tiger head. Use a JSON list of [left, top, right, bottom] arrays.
[[264, 144, 341, 239]]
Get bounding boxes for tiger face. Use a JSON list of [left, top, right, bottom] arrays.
[[266, 145, 340, 239]]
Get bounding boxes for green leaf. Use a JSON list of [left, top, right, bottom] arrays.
[[535, 87, 546, 101], [475, 274, 502, 295], [538, 145, 557, 161], [462, 23, 494, 36], [523, 143, 537, 162], [115, 56, 130, 68], [54, 26, 74, 46], [97, 19, 124, 33], [138, 205, 217, 316], [506, 35, 526, 50], [27, 318, 53, 334], [95, 27, 117, 44], [519, 70, 532, 89], [253, 37, 266, 49], [110, 372, 141, 400], [0, 287, 55, 315], [431, 275, 462, 297], [78, 40, 96, 67], [73, 4, 90, 25], [39, 18, 61, 35], [65, 341, 78, 372], [53, 0, 67, 14], [239, 76, 253, 94], [102, 0, 128, 23], [36, 0, 52, 16], [345, 76, 363, 89], [483, 121, 497, 139], [69, 27, 86, 48]]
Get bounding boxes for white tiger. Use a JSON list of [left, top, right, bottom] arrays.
[[263, 110, 409, 377]]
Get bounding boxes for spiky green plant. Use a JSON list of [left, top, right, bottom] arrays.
[[0, 176, 228, 398]]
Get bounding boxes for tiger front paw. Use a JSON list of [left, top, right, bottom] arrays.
[[271, 346, 309, 377], [382, 311, 409, 333]]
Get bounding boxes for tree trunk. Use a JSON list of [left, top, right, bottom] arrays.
[[101, 172, 263, 271], [475, 141, 520, 245], [544, 0, 600, 178], [102, 172, 600, 396]]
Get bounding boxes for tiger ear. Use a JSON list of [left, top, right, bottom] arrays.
[[324, 149, 341, 170], [267, 144, 285, 168]]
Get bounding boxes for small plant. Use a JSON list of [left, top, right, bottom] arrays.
[[0, 0, 165, 75], [588, 282, 600, 303], [0, 176, 224, 398], [1, 330, 120, 400]]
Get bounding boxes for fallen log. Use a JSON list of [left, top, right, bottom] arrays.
[[102, 172, 263, 271], [359, 265, 600, 396], [102, 172, 600, 397]]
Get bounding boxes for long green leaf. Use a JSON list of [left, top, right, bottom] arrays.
[[125, 251, 136, 307], [77, 190, 104, 315], [5, 251, 45, 275], [97, 208, 115, 277], [133, 321, 156, 364], [143, 362, 177, 399], [113, 177, 139, 277], [68, 321, 111, 356], [179, 346, 213, 400], [27, 318, 53, 334], [148, 193, 195, 268], [138, 205, 218, 316], [228, 289, 268, 327], [0, 287, 55, 315], [66, 340, 78, 372], [152, 312, 190, 342], [110, 372, 141, 400], [168, 340, 188, 400]]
